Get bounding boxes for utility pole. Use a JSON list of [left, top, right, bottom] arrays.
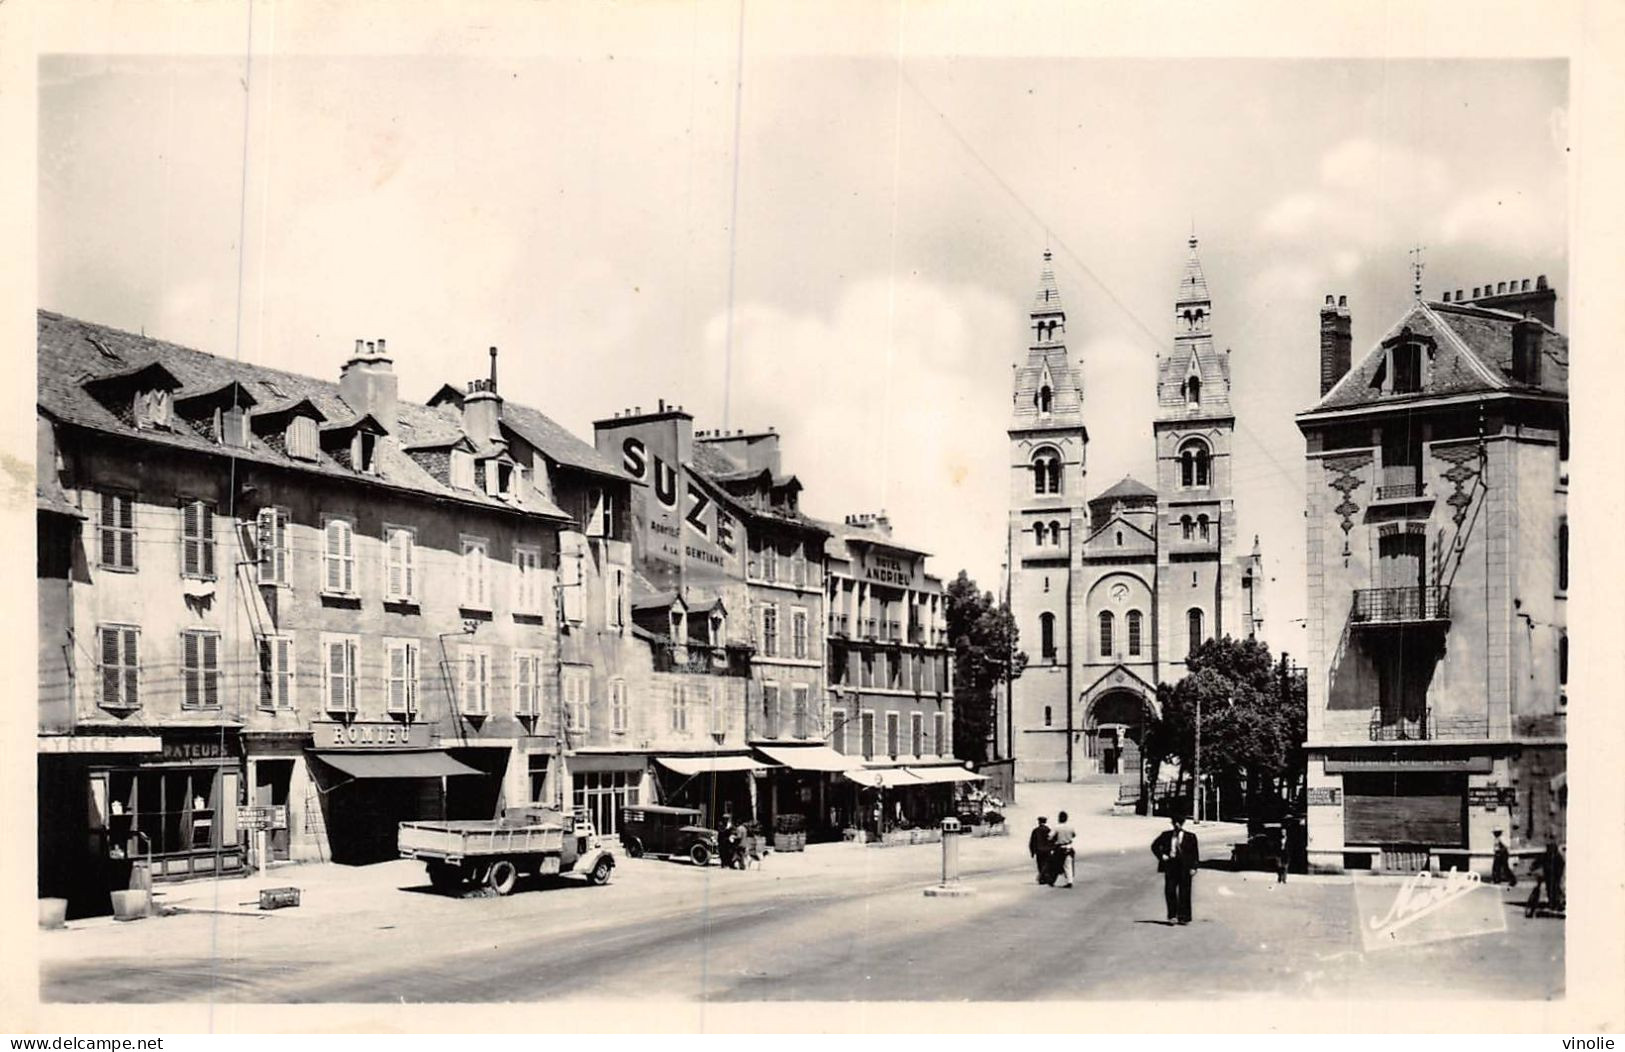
[[1194, 692, 1202, 823]]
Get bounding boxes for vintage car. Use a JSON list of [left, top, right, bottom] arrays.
[[619, 804, 718, 865]]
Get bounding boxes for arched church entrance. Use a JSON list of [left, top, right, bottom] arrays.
[[1084, 689, 1156, 783]]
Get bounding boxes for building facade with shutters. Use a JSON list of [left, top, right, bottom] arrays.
[[1005, 244, 1266, 785], [1296, 276, 1568, 875], [34, 312, 632, 916]]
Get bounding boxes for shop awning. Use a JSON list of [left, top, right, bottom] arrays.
[[313, 750, 481, 780], [656, 755, 768, 776], [903, 765, 987, 784], [756, 744, 864, 772], [844, 767, 924, 789]]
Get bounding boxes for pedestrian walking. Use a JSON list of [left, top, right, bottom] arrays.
[[1051, 811, 1076, 888], [717, 813, 737, 870], [1490, 828, 1517, 887], [1028, 816, 1055, 885], [1150, 814, 1200, 924]]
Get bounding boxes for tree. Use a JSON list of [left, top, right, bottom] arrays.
[[946, 570, 1027, 763], [1141, 635, 1305, 817]]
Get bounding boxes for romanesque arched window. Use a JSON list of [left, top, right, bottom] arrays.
[[1034, 522, 1049, 547], [1127, 610, 1143, 657], [1185, 375, 1201, 405], [1039, 612, 1056, 661], [1037, 385, 1053, 415], [1187, 608, 1205, 658], [1180, 515, 1194, 541], [1198, 514, 1211, 541], [1179, 438, 1211, 488], [1098, 611, 1114, 658], [1031, 448, 1062, 495]]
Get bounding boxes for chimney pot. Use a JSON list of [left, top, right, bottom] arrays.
[[1338, 295, 1347, 309], [1497, 281, 1506, 294], [1324, 294, 1334, 307], [1521, 278, 1530, 292], [366, 341, 375, 355], [1536, 274, 1548, 290], [1456, 289, 1464, 301], [376, 337, 386, 356], [354, 338, 364, 355], [1472, 287, 1481, 298]]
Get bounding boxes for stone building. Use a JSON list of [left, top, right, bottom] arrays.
[[1296, 276, 1567, 875], [1005, 243, 1264, 784], [36, 314, 619, 916]]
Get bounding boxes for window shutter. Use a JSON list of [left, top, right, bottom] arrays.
[[389, 644, 406, 712], [259, 639, 274, 709], [388, 532, 404, 598], [182, 502, 199, 575], [403, 533, 415, 597], [325, 525, 340, 591], [100, 499, 117, 565], [341, 524, 354, 592], [203, 633, 219, 707], [101, 628, 120, 707], [182, 632, 199, 707], [122, 628, 138, 707], [201, 507, 215, 576]]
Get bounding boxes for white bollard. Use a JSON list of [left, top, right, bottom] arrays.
[[925, 817, 974, 897]]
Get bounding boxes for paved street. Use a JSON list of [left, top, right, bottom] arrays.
[[40, 784, 1562, 1003]]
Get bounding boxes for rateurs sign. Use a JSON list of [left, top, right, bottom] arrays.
[[622, 437, 737, 558]]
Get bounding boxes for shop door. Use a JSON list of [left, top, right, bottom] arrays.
[[1343, 772, 1466, 849], [255, 760, 293, 861]]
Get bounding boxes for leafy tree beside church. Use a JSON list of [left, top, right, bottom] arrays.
[[945, 570, 1026, 763]]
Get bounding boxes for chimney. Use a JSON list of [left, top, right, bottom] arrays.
[[461, 378, 502, 445], [1468, 274, 1558, 328], [488, 346, 498, 393], [339, 335, 399, 432], [1512, 316, 1544, 385], [1319, 294, 1352, 396]]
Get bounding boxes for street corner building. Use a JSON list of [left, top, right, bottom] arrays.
[[589, 402, 967, 845], [1295, 276, 1568, 876], [35, 313, 640, 918], [1003, 241, 1267, 786]]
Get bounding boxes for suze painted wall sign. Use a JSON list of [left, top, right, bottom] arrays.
[[312, 721, 430, 750], [621, 437, 738, 556]]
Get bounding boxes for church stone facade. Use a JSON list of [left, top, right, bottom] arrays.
[[1006, 241, 1265, 783]]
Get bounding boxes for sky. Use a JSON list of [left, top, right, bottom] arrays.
[[39, 49, 1568, 660]]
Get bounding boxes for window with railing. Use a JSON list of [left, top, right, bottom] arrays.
[[1351, 585, 1450, 623]]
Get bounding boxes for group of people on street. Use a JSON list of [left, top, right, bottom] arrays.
[[1026, 812, 1076, 888], [1490, 828, 1567, 917], [716, 814, 752, 870], [1028, 810, 1201, 922]]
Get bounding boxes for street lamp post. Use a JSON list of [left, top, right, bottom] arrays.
[[1194, 693, 1202, 824]]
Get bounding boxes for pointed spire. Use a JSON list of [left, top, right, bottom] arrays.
[[1032, 250, 1064, 314], [1178, 234, 1210, 306], [1030, 249, 1066, 345]]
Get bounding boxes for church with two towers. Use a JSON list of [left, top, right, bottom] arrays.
[[1003, 239, 1265, 784]]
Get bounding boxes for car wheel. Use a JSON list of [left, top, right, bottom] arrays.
[[486, 858, 519, 896], [624, 837, 644, 859], [588, 857, 614, 886], [426, 862, 462, 892], [689, 842, 712, 867]]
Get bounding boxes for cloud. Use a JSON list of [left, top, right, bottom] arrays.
[[1437, 185, 1564, 255]]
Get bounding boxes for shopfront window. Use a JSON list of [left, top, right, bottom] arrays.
[[104, 766, 223, 858], [572, 770, 640, 838]]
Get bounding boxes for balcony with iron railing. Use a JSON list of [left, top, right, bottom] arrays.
[[1373, 464, 1431, 504], [1367, 706, 1490, 742], [1350, 586, 1450, 626]]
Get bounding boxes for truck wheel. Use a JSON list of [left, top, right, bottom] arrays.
[[624, 837, 644, 859], [486, 859, 519, 896], [588, 857, 614, 886], [689, 843, 712, 867], [427, 862, 462, 892]]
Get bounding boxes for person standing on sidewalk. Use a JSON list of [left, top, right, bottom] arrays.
[[1151, 814, 1200, 924], [1490, 829, 1517, 887], [1028, 816, 1055, 885], [1051, 811, 1076, 888]]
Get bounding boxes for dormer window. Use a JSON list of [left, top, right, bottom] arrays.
[[135, 389, 174, 430], [347, 431, 376, 474], [450, 450, 475, 490], [216, 407, 248, 447], [1392, 343, 1421, 393], [286, 416, 318, 460]]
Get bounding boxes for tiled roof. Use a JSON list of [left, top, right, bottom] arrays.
[[814, 516, 930, 559], [690, 442, 746, 478], [37, 310, 569, 520], [1308, 300, 1568, 412], [498, 399, 625, 480], [1091, 475, 1158, 503]]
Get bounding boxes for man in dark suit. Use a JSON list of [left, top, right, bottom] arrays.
[[1150, 814, 1200, 924]]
